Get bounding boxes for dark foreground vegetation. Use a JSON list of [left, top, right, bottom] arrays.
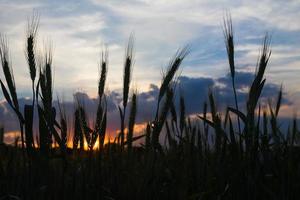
[[0, 15, 300, 200]]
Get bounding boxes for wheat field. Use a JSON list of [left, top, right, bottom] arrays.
[[0, 14, 300, 200]]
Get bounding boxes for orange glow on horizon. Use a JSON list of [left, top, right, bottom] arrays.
[[3, 122, 148, 151]]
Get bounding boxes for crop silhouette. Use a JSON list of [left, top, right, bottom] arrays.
[[0, 14, 300, 200]]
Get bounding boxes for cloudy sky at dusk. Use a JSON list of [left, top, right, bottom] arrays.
[[0, 0, 300, 134]]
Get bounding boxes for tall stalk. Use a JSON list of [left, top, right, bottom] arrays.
[[223, 14, 241, 135], [127, 92, 137, 154], [119, 35, 134, 148], [26, 13, 39, 108], [25, 13, 39, 152], [0, 36, 25, 151], [96, 47, 108, 150]]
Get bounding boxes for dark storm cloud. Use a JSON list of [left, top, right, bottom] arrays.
[[176, 71, 290, 114], [137, 71, 283, 112]]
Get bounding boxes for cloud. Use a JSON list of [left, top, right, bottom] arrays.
[[177, 71, 292, 114], [0, 0, 299, 144], [0, 0, 299, 101], [0, 71, 292, 139]]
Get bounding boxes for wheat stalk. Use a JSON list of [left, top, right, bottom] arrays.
[[120, 35, 134, 148], [223, 13, 242, 135], [127, 92, 137, 153]]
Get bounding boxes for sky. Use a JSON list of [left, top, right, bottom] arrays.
[[0, 0, 300, 136]]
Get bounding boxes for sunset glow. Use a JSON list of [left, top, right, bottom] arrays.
[[1, 1, 300, 199]]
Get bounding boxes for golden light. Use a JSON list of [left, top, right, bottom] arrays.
[[4, 122, 148, 150]]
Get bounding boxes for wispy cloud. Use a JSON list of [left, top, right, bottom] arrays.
[[0, 0, 299, 103]]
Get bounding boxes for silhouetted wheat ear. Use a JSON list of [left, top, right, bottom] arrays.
[[223, 13, 235, 79], [0, 36, 19, 110], [256, 34, 271, 81], [94, 48, 108, 139], [98, 47, 108, 101], [158, 46, 189, 104], [123, 35, 134, 108], [26, 12, 39, 82], [223, 14, 243, 135], [248, 34, 271, 113], [40, 46, 53, 109]]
